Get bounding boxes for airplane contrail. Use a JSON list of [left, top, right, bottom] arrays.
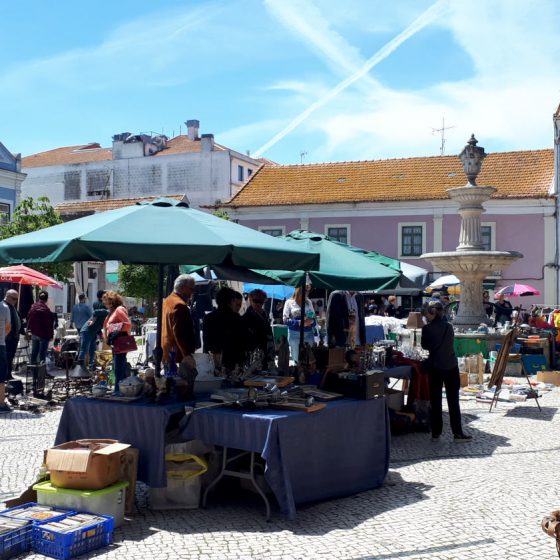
[[253, 0, 449, 158]]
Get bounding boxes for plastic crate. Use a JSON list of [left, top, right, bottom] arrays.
[[0, 519, 31, 560], [0, 503, 72, 525], [32, 512, 113, 560], [34, 481, 128, 528]]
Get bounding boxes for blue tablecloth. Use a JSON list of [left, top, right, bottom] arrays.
[[365, 324, 385, 344], [179, 398, 390, 519], [54, 397, 185, 488]]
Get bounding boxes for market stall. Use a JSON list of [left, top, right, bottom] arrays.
[[179, 398, 389, 520]]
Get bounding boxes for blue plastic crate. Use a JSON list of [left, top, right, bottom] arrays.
[[0, 503, 73, 525], [32, 512, 114, 560], [0, 520, 32, 560]]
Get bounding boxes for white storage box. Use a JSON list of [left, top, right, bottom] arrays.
[[33, 481, 128, 527]]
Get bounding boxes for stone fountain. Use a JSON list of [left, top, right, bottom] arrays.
[[422, 135, 522, 328]]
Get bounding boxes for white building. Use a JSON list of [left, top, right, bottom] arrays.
[[21, 119, 263, 210]]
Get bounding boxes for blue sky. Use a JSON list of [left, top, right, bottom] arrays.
[[2, 0, 560, 164]]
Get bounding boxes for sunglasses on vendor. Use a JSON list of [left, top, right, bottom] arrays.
[[252, 298, 266, 305]]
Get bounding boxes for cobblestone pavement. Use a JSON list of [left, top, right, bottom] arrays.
[[1, 388, 559, 559]]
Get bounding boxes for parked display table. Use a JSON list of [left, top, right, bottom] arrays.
[[179, 398, 390, 519]]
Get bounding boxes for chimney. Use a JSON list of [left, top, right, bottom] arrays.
[[186, 119, 200, 141], [201, 133, 214, 152]]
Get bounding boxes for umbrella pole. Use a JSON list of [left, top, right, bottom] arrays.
[[154, 264, 165, 377], [298, 277, 306, 364]]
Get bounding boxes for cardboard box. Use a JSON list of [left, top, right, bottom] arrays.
[[46, 440, 130, 491], [459, 372, 468, 387], [537, 371, 560, 386], [385, 388, 404, 410]]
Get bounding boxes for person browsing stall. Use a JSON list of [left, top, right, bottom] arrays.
[[494, 293, 513, 325], [78, 290, 109, 370], [283, 285, 316, 363], [421, 300, 471, 442], [70, 294, 93, 331], [241, 289, 273, 369], [162, 274, 197, 372], [0, 297, 11, 413], [102, 291, 131, 394], [3, 290, 21, 381], [203, 287, 246, 371], [27, 290, 55, 365]]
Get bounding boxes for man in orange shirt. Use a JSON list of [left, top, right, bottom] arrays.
[[162, 274, 197, 372]]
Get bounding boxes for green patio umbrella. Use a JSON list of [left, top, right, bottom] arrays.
[[255, 230, 401, 291], [0, 199, 320, 373]]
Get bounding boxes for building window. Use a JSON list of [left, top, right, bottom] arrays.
[[64, 171, 81, 200], [0, 203, 10, 226], [247, 169, 253, 177], [325, 225, 350, 244], [400, 224, 424, 257], [238, 165, 244, 182], [481, 223, 495, 251], [260, 228, 284, 237], [86, 170, 110, 196]]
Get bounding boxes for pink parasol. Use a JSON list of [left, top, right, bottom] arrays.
[[495, 283, 540, 297], [0, 264, 62, 289]]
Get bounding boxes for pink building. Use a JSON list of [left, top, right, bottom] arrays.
[[224, 132, 559, 305]]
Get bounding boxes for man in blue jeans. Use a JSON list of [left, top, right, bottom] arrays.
[[78, 290, 108, 370], [27, 291, 55, 365]]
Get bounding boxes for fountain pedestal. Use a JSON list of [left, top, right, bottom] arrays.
[[422, 135, 522, 329]]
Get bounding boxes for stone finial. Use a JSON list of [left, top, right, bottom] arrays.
[[459, 134, 486, 185]]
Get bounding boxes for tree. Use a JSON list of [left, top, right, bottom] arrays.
[[0, 196, 72, 281], [118, 264, 159, 316]]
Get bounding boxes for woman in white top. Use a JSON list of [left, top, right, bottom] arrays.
[[282, 286, 316, 363]]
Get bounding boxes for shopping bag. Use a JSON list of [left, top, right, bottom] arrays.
[[112, 334, 138, 354]]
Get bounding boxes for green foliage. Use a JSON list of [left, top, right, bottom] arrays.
[[118, 264, 159, 314], [0, 196, 72, 281], [213, 207, 230, 221]]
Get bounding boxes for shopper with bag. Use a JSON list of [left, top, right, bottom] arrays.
[[102, 291, 134, 394], [421, 300, 471, 442]]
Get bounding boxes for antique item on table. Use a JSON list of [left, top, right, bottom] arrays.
[[119, 375, 144, 398], [155, 375, 169, 403], [300, 387, 343, 401], [141, 367, 157, 399], [298, 343, 317, 384], [177, 354, 198, 400], [277, 336, 290, 375], [91, 383, 109, 397], [244, 376, 295, 388], [325, 369, 385, 400], [269, 401, 326, 413]]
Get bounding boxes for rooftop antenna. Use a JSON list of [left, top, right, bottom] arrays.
[[431, 117, 455, 155], [300, 151, 308, 164]]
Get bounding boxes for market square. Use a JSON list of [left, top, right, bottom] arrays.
[[1, 2, 560, 559]]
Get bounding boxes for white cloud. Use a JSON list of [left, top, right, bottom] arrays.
[[255, 0, 560, 161]]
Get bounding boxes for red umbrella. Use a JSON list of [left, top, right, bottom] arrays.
[[0, 264, 62, 289], [495, 283, 540, 297]]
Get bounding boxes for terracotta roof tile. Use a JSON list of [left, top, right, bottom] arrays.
[[22, 135, 226, 168], [23, 144, 113, 168], [56, 194, 185, 215], [227, 150, 554, 207]]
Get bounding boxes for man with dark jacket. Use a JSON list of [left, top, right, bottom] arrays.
[[241, 289, 273, 368], [421, 300, 471, 442], [326, 291, 366, 348], [27, 291, 55, 365], [4, 290, 21, 380]]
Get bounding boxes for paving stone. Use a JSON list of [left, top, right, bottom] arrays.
[[1, 389, 559, 559]]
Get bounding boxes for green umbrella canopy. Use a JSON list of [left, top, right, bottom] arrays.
[[255, 230, 401, 291], [0, 199, 320, 271]]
